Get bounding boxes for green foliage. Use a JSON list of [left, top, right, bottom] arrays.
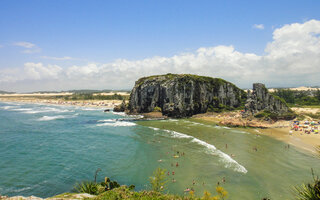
[[74, 181, 100, 195], [153, 106, 162, 112], [94, 186, 195, 200], [272, 89, 320, 106], [294, 170, 320, 200], [207, 97, 234, 113], [254, 110, 296, 120], [63, 93, 129, 101], [149, 168, 168, 193]]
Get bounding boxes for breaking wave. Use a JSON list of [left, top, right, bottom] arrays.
[[97, 121, 136, 127], [151, 127, 247, 173], [38, 115, 68, 121]]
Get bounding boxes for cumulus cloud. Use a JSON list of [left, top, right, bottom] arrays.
[[13, 41, 41, 54], [1, 19, 320, 92], [41, 56, 74, 60], [253, 24, 265, 30]]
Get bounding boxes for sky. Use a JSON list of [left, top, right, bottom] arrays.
[[0, 0, 320, 92]]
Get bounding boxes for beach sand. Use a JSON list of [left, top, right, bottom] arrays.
[[193, 112, 320, 155], [0, 96, 123, 109]]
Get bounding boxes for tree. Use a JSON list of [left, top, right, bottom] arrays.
[[149, 168, 168, 193]]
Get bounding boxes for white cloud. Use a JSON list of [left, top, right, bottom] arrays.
[[13, 42, 35, 48], [1, 19, 320, 92], [23, 62, 62, 80], [13, 41, 41, 54], [41, 56, 74, 60], [253, 24, 265, 30]]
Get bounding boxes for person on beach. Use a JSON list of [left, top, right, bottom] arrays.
[[222, 177, 226, 183], [184, 188, 190, 192], [172, 178, 176, 183], [192, 180, 196, 185], [172, 171, 175, 175], [167, 171, 170, 176], [176, 162, 179, 167]]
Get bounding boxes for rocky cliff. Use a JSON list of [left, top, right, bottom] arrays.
[[244, 83, 295, 119], [128, 74, 246, 118]]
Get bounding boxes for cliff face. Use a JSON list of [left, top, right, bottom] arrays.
[[244, 83, 291, 117], [128, 74, 246, 118]]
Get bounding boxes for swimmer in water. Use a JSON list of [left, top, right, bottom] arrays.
[[176, 162, 179, 167]]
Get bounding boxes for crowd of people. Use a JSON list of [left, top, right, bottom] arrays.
[[291, 120, 320, 134]]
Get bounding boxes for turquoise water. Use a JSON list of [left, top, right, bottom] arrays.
[[0, 102, 319, 199]]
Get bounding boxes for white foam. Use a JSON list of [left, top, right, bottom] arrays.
[[96, 121, 136, 127], [164, 129, 247, 173], [12, 108, 33, 111], [222, 126, 231, 129], [80, 107, 102, 111], [111, 111, 127, 116], [98, 119, 116, 122], [38, 115, 67, 121], [0, 106, 17, 110], [150, 127, 160, 131], [23, 107, 73, 114]]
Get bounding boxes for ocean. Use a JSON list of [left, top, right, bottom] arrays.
[[0, 101, 319, 199]]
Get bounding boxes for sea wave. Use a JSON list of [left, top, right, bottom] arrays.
[[154, 128, 247, 173], [96, 121, 136, 127], [0, 105, 18, 110], [110, 111, 127, 116], [23, 107, 73, 114], [38, 115, 68, 121], [12, 108, 33, 111]]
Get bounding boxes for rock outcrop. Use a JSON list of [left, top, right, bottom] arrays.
[[128, 74, 246, 118], [113, 99, 127, 112], [244, 83, 294, 119]]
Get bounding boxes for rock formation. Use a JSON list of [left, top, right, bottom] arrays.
[[113, 99, 127, 112], [244, 83, 294, 119], [128, 74, 246, 118]]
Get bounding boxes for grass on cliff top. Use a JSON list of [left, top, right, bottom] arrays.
[[135, 73, 233, 87], [92, 186, 228, 200]]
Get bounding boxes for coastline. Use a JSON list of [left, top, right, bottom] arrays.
[[1, 97, 319, 154], [192, 112, 320, 155], [0, 97, 122, 109]]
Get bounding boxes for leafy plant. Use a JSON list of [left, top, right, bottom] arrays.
[[74, 181, 99, 195], [153, 106, 162, 112], [294, 169, 320, 200], [149, 168, 168, 193]]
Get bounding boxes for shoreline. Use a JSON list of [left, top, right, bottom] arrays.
[[192, 113, 319, 155], [1, 97, 319, 154], [0, 97, 122, 109]]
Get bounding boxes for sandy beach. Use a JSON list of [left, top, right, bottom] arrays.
[[0, 96, 123, 109], [193, 112, 320, 155]]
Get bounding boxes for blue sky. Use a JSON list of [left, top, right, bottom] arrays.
[[1, 0, 320, 92]]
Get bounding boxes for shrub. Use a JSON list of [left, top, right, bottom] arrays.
[[74, 181, 99, 195], [294, 171, 320, 200], [153, 106, 162, 112], [149, 168, 167, 193]]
